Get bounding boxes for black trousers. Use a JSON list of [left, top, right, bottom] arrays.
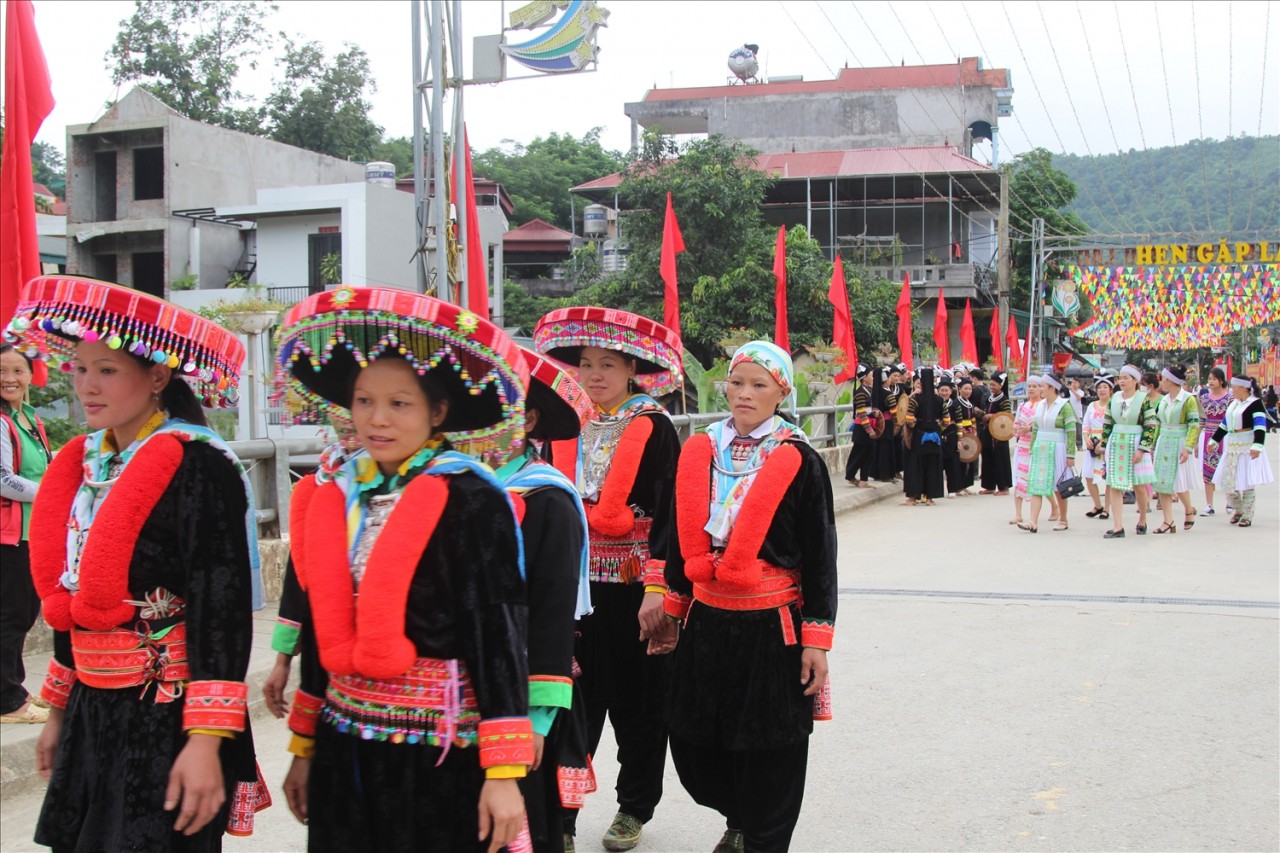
[[670, 734, 809, 853], [564, 581, 669, 834], [1, 542, 41, 715], [844, 433, 874, 482]]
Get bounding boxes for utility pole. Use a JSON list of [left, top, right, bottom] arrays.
[[997, 172, 1011, 369]]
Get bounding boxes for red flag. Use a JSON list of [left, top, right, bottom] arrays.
[[1227, 355, 1234, 379], [932, 289, 950, 368], [896, 273, 914, 371], [989, 309, 1004, 369], [660, 192, 685, 337], [1006, 315, 1022, 375], [828, 255, 858, 383], [451, 126, 489, 318], [960, 299, 979, 365], [1, 0, 54, 329], [773, 226, 789, 352]]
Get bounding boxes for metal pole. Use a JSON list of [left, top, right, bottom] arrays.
[[997, 173, 1010, 368], [449, 0, 469, 309], [493, 241, 504, 328], [412, 1, 427, 292], [429, 0, 449, 300]]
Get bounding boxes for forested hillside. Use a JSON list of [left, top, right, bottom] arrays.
[[1054, 135, 1278, 239]]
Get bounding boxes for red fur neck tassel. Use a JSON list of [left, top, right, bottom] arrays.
[[586, 414, 653, 538], [29, 435, 87, 631], [676, 436, 802, 590], [353, 475, 447, 678], [302, 474, 450, 679], [30, 434, 186, 631], [288, 474, 319, 591], [550, 439, 578, 483]]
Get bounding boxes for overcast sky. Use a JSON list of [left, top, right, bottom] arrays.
[[8, 0, 1278, 166]]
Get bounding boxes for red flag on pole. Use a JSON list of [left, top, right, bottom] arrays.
[[932, 289, 950, 368], [989, 309, 1004, 370], [461, 127, 488, 318], [660, 192, 685, 338], [1006, 315, 1022, 375], [1, 0, 54, 330], [773, 225, 789, 352], [960, 299, 979, 365], [896, 273, 914, 371], [1227, 355, 1234, 380], [828, 255, 858, 383]]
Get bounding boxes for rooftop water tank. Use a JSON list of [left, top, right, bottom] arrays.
[[584, 204, 609, 237], [365, 161, 396, 188]]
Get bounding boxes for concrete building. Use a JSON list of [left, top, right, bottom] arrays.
[[65, 88, 364, 296], [502, 218, 577, 296], [215, 182, 419, 302], [625, 57, 1014, 162]]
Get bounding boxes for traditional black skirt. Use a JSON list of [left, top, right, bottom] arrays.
[[667, 604, 812, 752]]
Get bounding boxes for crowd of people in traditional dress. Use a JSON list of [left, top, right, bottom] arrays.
[[844, 360, 1275, 534], [1, 276, 838, 853]]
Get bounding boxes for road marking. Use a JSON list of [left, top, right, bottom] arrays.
[[840, 588, 1280, 609]]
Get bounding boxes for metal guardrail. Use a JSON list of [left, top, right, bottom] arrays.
[[229, 404, 856, 537]]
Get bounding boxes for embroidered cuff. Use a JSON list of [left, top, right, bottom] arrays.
[[288, 690, 324, 737], [642, 560, 667, 589], [530, 706, 559, 737], [485, 764, 528, 779], [287, 733, 316, 759], [801, 620, 835, 651], [183, 680, 249, 733], [663, 591, 692, 620], [41, 659, 77, 710], [477, 717, 535, 769], [271, 618, 302, 656], [528, 675, 573, 711]]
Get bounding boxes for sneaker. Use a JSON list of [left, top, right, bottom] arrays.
[[564, 834, 576, 853], [1200, 507, 1215, 517], [713, 828, 746, 853], [603, 813, 644, 852]]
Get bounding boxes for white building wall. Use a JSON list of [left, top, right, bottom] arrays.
[[362, 185, 417, 290], [255, 212, 342, 290]]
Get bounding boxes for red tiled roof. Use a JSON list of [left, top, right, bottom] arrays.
[[643, 58, 1009, 102], [33, 183, 67, 215], [572, 146, 993, 193], [503, 218, 574, 243]]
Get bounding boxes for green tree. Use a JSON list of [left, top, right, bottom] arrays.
[[31, 142, 65, 198], [1004, 148, 1089, 317], [371, 136, 414, 177], [106, 0, 275, 132], [265, 39, 382, 161], [472, 129, 625, 230]]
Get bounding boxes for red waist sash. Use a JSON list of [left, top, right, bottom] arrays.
[[692, 562, 801, 645], [71, 622, 189, 702]]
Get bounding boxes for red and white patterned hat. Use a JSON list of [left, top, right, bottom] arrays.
[[533, 306, 683, 379], [5, 275, 246, 408]]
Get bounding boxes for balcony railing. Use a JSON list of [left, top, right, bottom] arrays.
[[268, 286, 311, 306]]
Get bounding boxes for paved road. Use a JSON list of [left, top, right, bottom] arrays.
[[2, 455, 1276, 852]]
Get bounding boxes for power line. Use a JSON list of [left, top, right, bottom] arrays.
[[779, 2, 837, 79], [1246, 0, 1272, 230], [1188, 1, 1216, 232], [1071, 1, 1159, 235], [1029, 0, 1137, 233]]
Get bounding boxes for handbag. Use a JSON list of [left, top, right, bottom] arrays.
[[1055, 465, 1085, 499]]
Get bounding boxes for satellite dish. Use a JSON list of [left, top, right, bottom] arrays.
[[728, 44, 760, 83]]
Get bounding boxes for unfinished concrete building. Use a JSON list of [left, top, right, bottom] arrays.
[[65, 88, 364, 296]]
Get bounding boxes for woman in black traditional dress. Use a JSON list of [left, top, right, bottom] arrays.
[[953, 378, 980, 494], [843, 363, 876, 486], [980, 371, 1015, 494], [903, 368, 947, 506], [276, 287, 532, 852], [938, 376, 963, 498], [871, 367, 898, 482], [663, 341, 836, 853], [9, 275, 268, 852]]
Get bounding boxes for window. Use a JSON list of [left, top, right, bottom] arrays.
[[132, 252, 164, 297], [308, 232, 343, 294], [94, 151, 117, 221], [134, 148, 164, 200], [96, 253, 117, 283]]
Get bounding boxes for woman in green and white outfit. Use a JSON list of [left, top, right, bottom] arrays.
[[1099, 365, 1160, 539], [1152, 365, 1201, 535], [1023, 373, 1077, 533]]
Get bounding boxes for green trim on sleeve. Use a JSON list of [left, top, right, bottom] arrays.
[[528, 676, 574, 711], [271, 620, 301, 656]]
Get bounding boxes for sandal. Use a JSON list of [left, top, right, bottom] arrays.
[[1104, 529, 1125, 539], [27, 693, 50, 710], [1229, 513, 1242, 525], [1153, 522, 1176, 535], [1085, 507, 1105, 518], [1183, 513, 1196, 531], [1096, 510, 1109, 520], [1238, 519, 1252, 528], [0, 703, 49, 724], [1010, 518, 1024, 525], [1053, 523, 1069, 532]]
